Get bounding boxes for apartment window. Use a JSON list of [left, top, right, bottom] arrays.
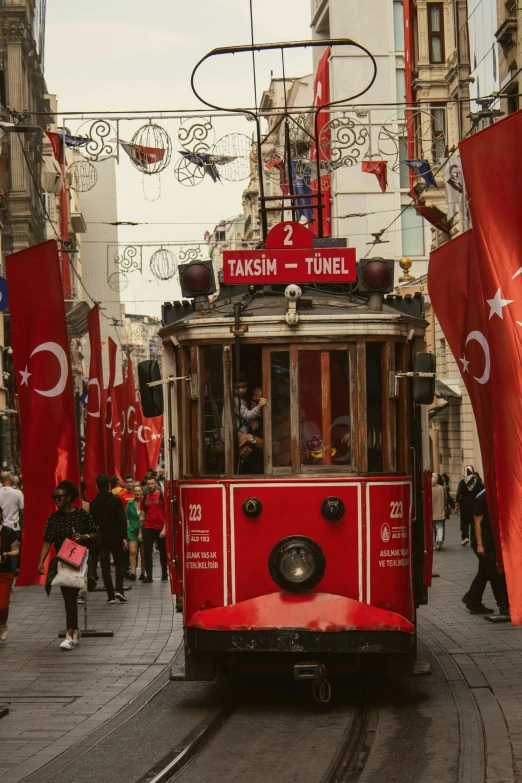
[[396, 69, 406, 119], [507, 85, 519, 115], [393, 1, 404, 52], [431, 106, 445, 160], [401, 207, 425, 256], [428, 3, 444, 64]]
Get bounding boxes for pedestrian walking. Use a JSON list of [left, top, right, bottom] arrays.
[[432, 473, 446, 550], [0, 471, 24, 573], [462, 489, 510, 616], [455, 465, 482, 545], [89, 475, 128, 604], [0, 506, 20, 641], [37, 481, 98, 650], [125, 483, 144, 581], [142, 475, 167, 582]]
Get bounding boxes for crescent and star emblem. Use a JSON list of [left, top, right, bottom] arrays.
[[19, 342, 68, 397], [137, 424, 152, 444], [87, 378, 101, 418], [460, 331, 491, 384]]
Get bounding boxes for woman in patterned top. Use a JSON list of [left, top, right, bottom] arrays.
[[38, 480, 98, 651]]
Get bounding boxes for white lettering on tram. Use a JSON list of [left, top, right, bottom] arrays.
[[305, 253, 352, 276], [227, 255, 277, 276]]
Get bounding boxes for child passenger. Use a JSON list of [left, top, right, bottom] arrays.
[[220, 373, 267, 440]]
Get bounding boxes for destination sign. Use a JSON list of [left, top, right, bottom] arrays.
[[222, 248, 357, 284]]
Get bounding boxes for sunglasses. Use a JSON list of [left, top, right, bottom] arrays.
[[51, 494, 68, 501]]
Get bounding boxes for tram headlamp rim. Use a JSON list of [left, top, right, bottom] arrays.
[[268, 536, 326, 593]]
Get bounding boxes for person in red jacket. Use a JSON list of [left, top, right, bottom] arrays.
[[142, 476, 167, 582]]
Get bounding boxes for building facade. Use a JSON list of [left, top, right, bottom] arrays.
[[495, 0, 521, 115]]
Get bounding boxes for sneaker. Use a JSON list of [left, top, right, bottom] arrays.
[[467, 603, 494, 614], [462, 538, 470, 546], [0, 624, 8, 641], [115, 592, 128, 603], [498, 604, 510, 617], [107, 598, 116, 604], [436, 540, 443, 550], [143, 577, 153, 583], [77, 595, 85, 604], [87, 575, 97, 592], [129, 573, 136, 582], [59, 634, 74, 650], [161, 572, 169, 581], [139, 573, 145, 581], [72, 629, 81, 646]]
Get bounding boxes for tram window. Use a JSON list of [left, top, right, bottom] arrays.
[[202, 345, 225, 474], [299, 350, 350, 468], [367, 343, 383, 472], [271, 352, 291, 468], [330, 351, 351, 466]]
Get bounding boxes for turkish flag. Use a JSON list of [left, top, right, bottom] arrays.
[[310, 46, 331, 237], [6, 240, 80, 585], [428, 230, 497, 538], [120, 359, 137, 477], [112, 383, 125, 478], [458, 109, 522, 624], [82, 305, 106, 501], [136, 407, 163, 481], [105, 338, 117, 477]]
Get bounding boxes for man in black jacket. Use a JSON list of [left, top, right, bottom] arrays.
[[455, 465, 483, 545], [90, 474, 128, 603]]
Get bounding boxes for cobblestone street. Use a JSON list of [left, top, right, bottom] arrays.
[[0, 554, 181, 783], [420, 516, 522, 782]]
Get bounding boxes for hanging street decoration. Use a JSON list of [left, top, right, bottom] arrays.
[[66, 160, 98, 192], [362, 160, 388, 193], [124, 123, 172, 174], [404, 159, 438, 190], [149, 247, 178, 281]]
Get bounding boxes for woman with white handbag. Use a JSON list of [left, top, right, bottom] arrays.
[[37, 481, 98, 650]]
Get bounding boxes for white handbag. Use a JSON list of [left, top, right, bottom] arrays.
[[51, 553, 88, 589]]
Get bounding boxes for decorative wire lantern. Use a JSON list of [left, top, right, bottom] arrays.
[[211, 133, 252, 181], [67, 160, 98, 192], [129, 123, 172, 175], [108, 271, 129, 292], [150, 247, 178, 281]]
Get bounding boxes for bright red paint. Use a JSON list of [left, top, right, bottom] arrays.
[[187, 591, 415, 635]]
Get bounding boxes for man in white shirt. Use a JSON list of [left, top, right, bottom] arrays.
[[0, 472, 24, 572]]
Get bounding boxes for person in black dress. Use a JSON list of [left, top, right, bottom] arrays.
[[37, 480, 98, 650], [0, 506, 20, 641]]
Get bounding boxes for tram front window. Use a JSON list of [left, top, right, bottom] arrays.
[[299, 350, 351, 468]]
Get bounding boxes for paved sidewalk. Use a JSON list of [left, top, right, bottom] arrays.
[[0, 554, 181, 783], [419, 515, 522, 782]]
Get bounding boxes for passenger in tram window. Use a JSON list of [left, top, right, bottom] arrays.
[[331, 415, 351, 465], [237, 387, 265, 475], [219, 372, 267, 442]]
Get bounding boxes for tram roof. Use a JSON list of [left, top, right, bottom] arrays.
[[159, 286, 428, 342]]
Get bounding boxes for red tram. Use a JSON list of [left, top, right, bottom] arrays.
[[138, 227, 435, 685]]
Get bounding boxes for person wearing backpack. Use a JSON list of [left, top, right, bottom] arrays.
[[142, 475, 167, 582]]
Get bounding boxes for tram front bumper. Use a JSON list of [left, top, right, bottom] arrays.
[[187, 592, 415, 655]]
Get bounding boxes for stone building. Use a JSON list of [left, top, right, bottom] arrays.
[[0, 1, 52, 468], [495, 0, 521, 115]]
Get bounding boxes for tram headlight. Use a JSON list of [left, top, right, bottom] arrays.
[[268, 536, 326, 593]]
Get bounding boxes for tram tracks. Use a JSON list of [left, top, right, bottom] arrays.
[[139, 675, 375, 783]]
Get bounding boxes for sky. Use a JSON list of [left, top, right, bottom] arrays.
[[45, 0, 313, 316]]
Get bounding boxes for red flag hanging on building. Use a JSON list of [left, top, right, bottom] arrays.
[[310, 46, 331, 237], [428, 230, 497, 536], [6, 240, 80, 585], [457, 110, 522, 624], [112, 383, 125, 478], [105, 338, 117, 477], [120, 359, 137, 477], [136, 407, 163, 481], [82, 305, 106, 501]]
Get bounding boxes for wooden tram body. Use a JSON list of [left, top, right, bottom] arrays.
[[154, 275, 434, 682]]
